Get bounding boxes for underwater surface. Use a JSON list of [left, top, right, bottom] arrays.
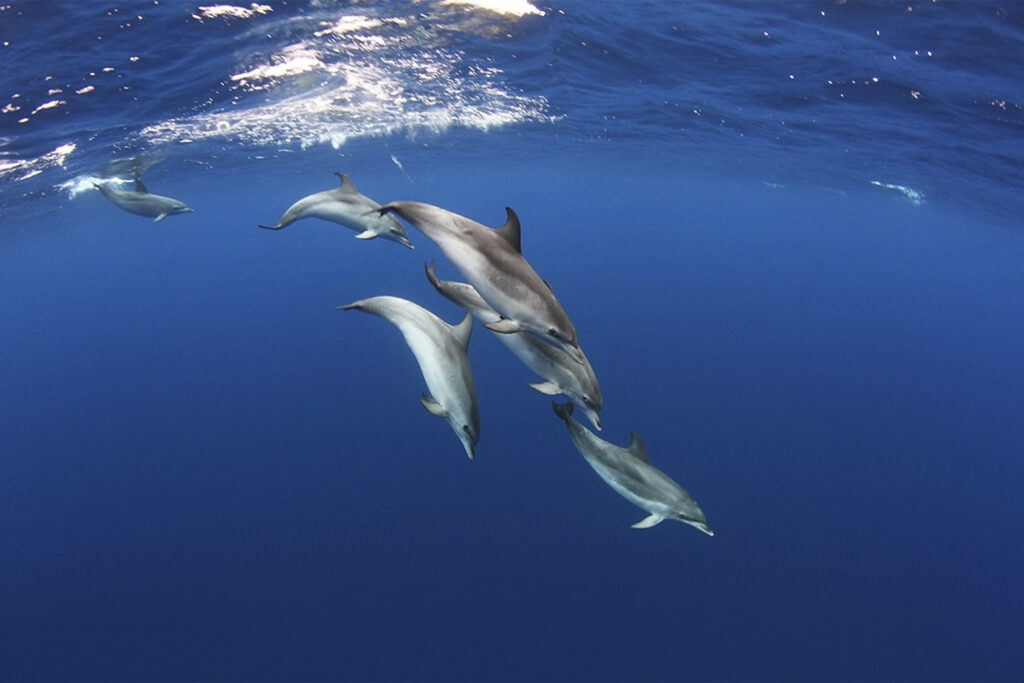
[[2, 1, 1023, 680]]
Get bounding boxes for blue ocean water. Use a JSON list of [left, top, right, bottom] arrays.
[[2, 1, 1023, 680]]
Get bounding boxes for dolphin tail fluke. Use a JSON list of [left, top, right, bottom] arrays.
[[552, 401, 574, 421], [258, 223, 285, 230], [631, 513, 665, 529]]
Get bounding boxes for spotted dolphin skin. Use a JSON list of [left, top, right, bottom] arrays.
[[94, 179, 193, 222], [378, 201, 583, 363], [425, 261, 603, 430], [552, 402, 713, 535], [340, 295, 479, 459], [260, 172, 414, 249]]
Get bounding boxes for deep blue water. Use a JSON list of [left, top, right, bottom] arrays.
[[2, 2, 1024, 681]]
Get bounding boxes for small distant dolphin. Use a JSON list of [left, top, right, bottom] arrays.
[[260, 172, 414, 249], [340, 295, 479, 459], [425, 261, 603, 430], [552, 402, 713, 535], [94, 179, 193, 222], [378, 202, 583, 362]]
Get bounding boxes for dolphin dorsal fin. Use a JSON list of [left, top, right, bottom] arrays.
[[627, 432, 650, 463], [496, 206, 522, 254], [335, 172, 357, 193], [134, 179, 148, 193], [451, 312, 473, 350]]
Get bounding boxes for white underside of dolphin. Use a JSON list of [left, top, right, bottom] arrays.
[[425, 261, 603, 430], [378, 201, 585, 363], [260, 172, 414, 249], [340, 295, 479, 459], [552, 402, 713, 536], [94, 178, 193, 222]]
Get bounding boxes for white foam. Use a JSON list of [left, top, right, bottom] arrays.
[[138, 10, 551, 151], [870, 180, 925, 205], [440, 0, 545, 18], [194, 4, 272, 21], [0, 142, 76, 182]]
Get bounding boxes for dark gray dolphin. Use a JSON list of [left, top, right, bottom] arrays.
[[259, 172, 414, 249], [425, 261, 603, 430], [94, 179, 193, 222], [552, 402, 713, 535], [340, 295, 478, 459], [378, 201, 583, 362]]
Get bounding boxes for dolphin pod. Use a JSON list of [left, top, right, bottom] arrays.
[[260, 172, 414, 249], [425, 261, 604, 431], [94, 179, 193, 222], [340, 295, 479, 460], [85, 165, 712, 534], [377, 201, 586, 365], [552, 402, 713, 536]]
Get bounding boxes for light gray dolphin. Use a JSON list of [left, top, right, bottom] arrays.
[[425, 261, 603, 430], [94, 179, 193, 222], [378, 201, 583, 362], [340, 295, 479, 459], [260, 172, 414, 249], [552, 402, 713, 536]]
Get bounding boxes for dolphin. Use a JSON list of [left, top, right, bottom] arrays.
[[425, 261, 603, 430], [552, 402, 713, 536], [259, 172, 414, 249], [94, 179, 193, 222], [340, 295, 479, 459], [378, 201, 583, 362]]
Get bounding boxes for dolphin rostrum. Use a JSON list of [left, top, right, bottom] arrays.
[[425, 261, 603, 430], [94, 179, 193, 222], [340, 295, 479, 459], [259, 172, 414, 249], [378, 201, 583, 362], [552, 402, 713, 535]]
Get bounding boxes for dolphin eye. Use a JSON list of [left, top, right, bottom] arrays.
[[548, 328, 560, 339], [462, 425, 471, 434]]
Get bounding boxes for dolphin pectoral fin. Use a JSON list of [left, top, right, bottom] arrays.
[[529, 381, 562, 396], [483, 318, 522, 334], [420, 394, 448, 418], [153, 213, 167, 222], [258, 223, 284, 230], [627, 432, 650, 464], [354, 229, 377, 240], [631, 514, 665, 529]]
